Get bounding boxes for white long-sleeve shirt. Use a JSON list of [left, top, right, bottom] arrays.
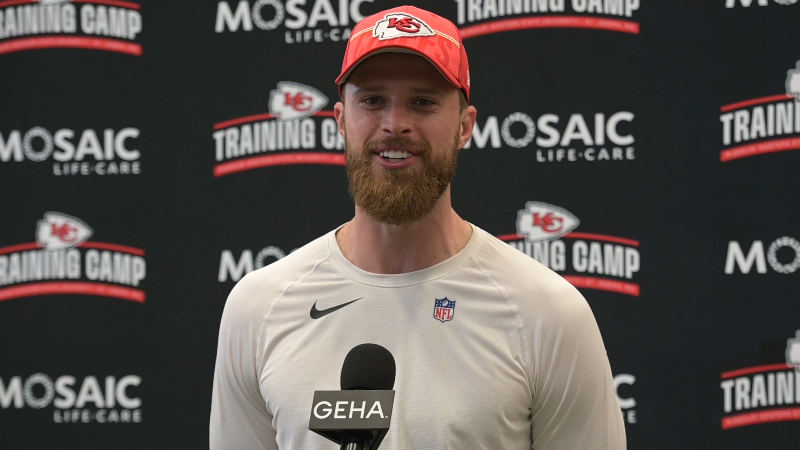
[[210, 224, 626, 449]]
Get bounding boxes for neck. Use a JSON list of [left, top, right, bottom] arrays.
[[336, 188, 473, 274]]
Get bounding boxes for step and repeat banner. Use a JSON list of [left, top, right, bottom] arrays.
[[1, 0, 799, 448]]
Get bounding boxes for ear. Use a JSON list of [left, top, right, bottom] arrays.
[[458, 105, 477, 150], [334, 101, 345, 137]]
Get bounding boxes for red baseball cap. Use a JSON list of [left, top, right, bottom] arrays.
[[335, 5, 470, 102]]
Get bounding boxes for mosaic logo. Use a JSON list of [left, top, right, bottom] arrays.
[[465, 110, 635, 163], [725, 0, 797, 8], [615, 373, 637, 424], [218, 244, 296, 282], [0, 373, 142, 423], [725, 237, 800, 274], [0, 126, 141, 176], [214, 0, 374, 44]]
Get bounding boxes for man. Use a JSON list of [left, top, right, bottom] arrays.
[[210, 5, 625, 449]]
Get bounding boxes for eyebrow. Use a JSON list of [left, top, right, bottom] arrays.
[[409, 87, 445, 97], [352, 86, 385, 95]]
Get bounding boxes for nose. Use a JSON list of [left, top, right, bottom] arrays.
[[381, 102, 413, 136]]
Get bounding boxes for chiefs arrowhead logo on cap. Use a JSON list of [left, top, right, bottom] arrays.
[[336, 6, 470, 102], [269, 82, 328, 121], [36, 212, 93, 250], [373, 13, 435, 41], [516, 202, 580, 242]]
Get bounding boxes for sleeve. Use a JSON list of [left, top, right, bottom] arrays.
[[526, 280, 627, 450], [210, 273, 278, 450]]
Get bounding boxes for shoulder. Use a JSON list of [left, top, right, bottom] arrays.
[[470, 226, 595, 343], [221, 231, 333, 328], [472, 226, 584, 309]]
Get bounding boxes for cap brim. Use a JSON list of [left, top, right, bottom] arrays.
[[336, 46, 462, 93]]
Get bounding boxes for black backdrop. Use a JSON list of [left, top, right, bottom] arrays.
[[1, 0, 799, 448]]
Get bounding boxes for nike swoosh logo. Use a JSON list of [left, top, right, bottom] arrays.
[[310, 297, 363, 319]]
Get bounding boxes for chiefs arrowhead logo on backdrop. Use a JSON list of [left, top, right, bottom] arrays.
[[788, 330, 800, 371], [36, 212, 93, 250], [269, 82, 328, 121], [786, 61, 800, 99], [516, 202, 580, 242], [373, 13, 435, 40]]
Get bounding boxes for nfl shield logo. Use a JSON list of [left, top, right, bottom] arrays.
[[433, 298, 455, 323]]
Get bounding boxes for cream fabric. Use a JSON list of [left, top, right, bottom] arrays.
[[210, 224, 626, 450]]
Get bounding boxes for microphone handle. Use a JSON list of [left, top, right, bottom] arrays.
[[340, 431, 372, 450]]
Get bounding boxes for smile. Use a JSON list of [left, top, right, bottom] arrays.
[[378, 150, 413, 160]]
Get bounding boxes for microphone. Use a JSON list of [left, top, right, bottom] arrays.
[[309, 344, 396, 450]]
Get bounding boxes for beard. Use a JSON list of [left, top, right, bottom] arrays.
[[345, 131, 461, 225]]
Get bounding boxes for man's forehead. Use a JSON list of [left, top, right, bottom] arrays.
[[345, 52, 455, 92], [350, 85, 448, 97]]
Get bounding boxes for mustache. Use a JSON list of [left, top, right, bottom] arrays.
[[363, 136, 430, 155]]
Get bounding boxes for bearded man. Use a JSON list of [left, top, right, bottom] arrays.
[[210, 6, 626, 450]]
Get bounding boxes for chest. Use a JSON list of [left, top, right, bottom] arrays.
[[259, 284, 533, 449]]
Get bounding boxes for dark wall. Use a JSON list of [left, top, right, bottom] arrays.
[[1, 0, 799, 448]]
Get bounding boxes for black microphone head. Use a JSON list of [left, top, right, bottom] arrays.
[[340, 343, 396, 390]]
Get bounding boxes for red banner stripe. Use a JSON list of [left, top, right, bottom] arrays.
[[0, 0, 140, 9], [720, 136, 800, 162], [214, 152, 345, 176], [496, 233, 524, 241], [721, 363, 793, 380], [496, 233, 639, 247], [213, 111, 335, 130], [562, 275, 640, 296], [720, 94, 792, 113], [78, 242, 145, 257], [722, 407, 800, 430], [0, 242, 41, 255], [0, 281, 145, 303], [0, 242, 144, 256], [214, 113, 276, 131], [460, 16, 640, 39], [74, 0, 141, 10], [0, 36, 141, 56], [0, 0, 33, 7], [564, 232, 640, 247]]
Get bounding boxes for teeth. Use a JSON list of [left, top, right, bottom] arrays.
[[379, 150, 412, 159]]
